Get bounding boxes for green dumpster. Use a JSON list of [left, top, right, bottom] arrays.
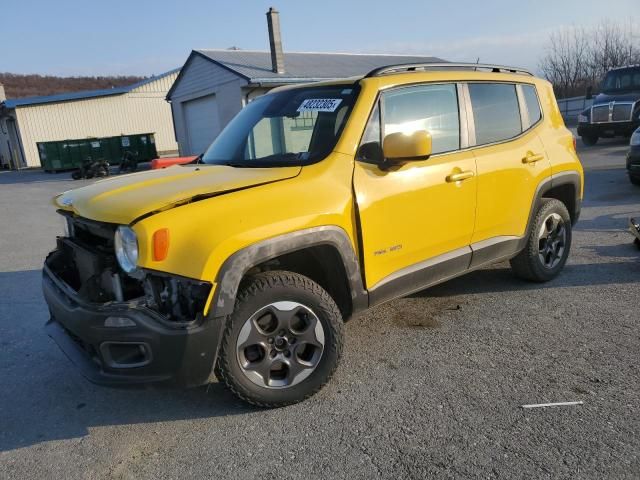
[[38, 133, 158, 172]]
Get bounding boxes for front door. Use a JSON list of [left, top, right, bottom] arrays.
[[353, 83, 477, 300]]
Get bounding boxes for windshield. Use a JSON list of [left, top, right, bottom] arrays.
[[601, 67, 640, 93], [202, 84, 360, 167]]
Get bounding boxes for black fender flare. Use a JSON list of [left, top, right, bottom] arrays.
[[210, 226, 368, 318], [519, 170, 582, 250]]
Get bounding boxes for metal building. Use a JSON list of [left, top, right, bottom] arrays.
[[167, 8, 442, 156], [0, 69, 179, 169]]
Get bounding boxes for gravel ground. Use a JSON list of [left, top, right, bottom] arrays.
[[0, 138, 638, 479]]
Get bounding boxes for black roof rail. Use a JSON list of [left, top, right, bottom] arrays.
[[364, 62, 534, 78]]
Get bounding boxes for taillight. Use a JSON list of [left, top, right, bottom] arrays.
[[573, 136, 577, 151]]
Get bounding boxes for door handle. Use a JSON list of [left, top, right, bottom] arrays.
[[446, 170, 475, 183], [522, 152, 545, 164]]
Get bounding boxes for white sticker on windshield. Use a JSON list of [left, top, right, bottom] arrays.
[[297, 98, 343, 112]]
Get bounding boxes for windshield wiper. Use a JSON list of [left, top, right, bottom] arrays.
[[254, 152, 304, 163], [218, 162, 253, 168], [211, 152, 306, 168], [186, 153, 203, 165]]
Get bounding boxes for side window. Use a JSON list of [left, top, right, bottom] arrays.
[[382, 83, 460, 154], [469, 83, 521, 145], [521, 84, 542, 128]]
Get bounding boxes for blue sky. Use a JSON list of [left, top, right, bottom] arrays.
[[3, 0, 638, 77]]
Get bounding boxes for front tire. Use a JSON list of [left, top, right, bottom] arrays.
[[216, 271, 344, 407], [581, 134, 598, 146], [510, 199, 572, 282], [630, 175, 640, 186]]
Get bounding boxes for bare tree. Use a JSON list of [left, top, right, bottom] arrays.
[[539, 20, 640, 98], [539, 26, 589, 98], [587, 20, 640, 84]]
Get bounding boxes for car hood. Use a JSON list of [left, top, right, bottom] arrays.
[[54, 164, 301, 224], [593, 91, 640, 105]]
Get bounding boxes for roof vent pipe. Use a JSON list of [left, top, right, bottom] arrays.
[[266, 7, 285, 74]]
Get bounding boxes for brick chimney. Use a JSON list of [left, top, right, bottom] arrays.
[[266, 7, 285, 74]]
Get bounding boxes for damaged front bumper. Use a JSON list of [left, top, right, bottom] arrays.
[[43, 234, 224, 388]]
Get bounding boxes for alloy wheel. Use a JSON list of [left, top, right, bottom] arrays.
[[236, 301, 325, 388], [537, 212, 566, 269]]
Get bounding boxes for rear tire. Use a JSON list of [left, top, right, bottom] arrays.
[[216, 271, 343, 408], [581, 134, 598, 146], [510, 199, 572, 282]]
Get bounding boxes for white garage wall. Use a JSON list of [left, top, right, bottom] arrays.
[[15, 72, 179, 167], [169, 55, 247, 156], [183, 95, 221, 155]]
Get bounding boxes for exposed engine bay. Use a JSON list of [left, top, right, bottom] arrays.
[[46, 212, 211, 324]]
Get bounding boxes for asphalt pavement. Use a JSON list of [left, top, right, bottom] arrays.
[[0, 136, 638, 479]]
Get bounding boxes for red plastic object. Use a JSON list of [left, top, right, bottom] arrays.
[[150, 156, 198, 169]]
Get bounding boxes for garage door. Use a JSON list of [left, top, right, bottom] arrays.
[[183, 94, 221, 155]]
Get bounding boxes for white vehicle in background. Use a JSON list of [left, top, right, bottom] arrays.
[[627, 127, 640, 186]]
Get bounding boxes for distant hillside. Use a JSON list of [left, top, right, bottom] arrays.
[[0, 73, 146, 99]]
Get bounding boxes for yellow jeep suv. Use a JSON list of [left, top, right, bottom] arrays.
[[43, 63, 583, 407]]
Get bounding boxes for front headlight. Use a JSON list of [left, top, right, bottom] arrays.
[[578, 113, 589, 124], [59, 215, 69, 236], [631, 129, 640, 146], [114, 226, 139, 273]]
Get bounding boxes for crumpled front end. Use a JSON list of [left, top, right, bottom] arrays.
[[43, 212, 223, 387]]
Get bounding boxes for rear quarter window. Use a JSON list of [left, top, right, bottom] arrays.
[[469, 83, 522, 145], [521, 84, 542, 128]]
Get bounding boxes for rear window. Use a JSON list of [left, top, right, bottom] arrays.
[[522, 84, 542, 128], [469, 83, 522, 145]]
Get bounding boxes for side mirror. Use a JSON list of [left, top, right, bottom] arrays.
[[382, 131, 432, 164]]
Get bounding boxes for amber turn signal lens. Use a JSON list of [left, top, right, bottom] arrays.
[[152, 228, 170, 261]]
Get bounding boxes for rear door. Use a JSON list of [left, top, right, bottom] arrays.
[[466, 82, 552, 254], [353, 83, 477, 295]]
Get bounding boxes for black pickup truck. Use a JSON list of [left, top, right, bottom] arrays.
[[578, 65, 640, 146]]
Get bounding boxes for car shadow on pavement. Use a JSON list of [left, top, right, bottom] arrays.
[[409, 253, 638, 299], [0, 381, 257, 453], [1, 238, 638, 452], [0, 269, 258, 453]]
